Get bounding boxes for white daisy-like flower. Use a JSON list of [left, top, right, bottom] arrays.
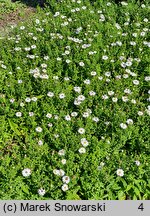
[[62, 176, 70, 184], [82, 112, 90, 118], [78, 128, 85, 134], [65, 115, 71, 121], [108, 91, 114, 96], [74, 86, 81, 93], [133, 80, 139, 85], [116, 169, 124, 177], [38, 140, 43, 146], [20, 102, 25, 107], [32, 97, 37, 102], [59, 93, 65, 99], [48, 123, 53, 127], [131, 99, 136, 104], [61, 159, 67, 165], [46, 113, 52, 118], [53, 169, 60, 176], [22, 168, 31, 177], [126, 119, 133, 125], [35, 127, 43, 132], [62, 184, 69, 191], [58, 149, 65, 156], [66, 59, 71, 64], [38, 188, 46, 196], [71, 112, 78, 117], [59, 169, 65, 177], [16, 112, 22, 117], [102, 95, 109, 100], [138, 111, 143, 116], [92, 117, 100, 122], [47, 92, 54, 97], [122, 96, 128, 102], [79, 147, 86, 154], [25, 97, 31, 102], [77, 95, 85, 101], [89, 91, 96, 96], [81, 138, 89, 147], [29, 112, 34, 117], [120, 123, 127, 129], [91, 71, 97, 76], [84, 79, 91, 85], [10, 98, 15, 103], [135, 160, 140, 166], [79, 62, 85, 67], [102, 55, 108, 60]]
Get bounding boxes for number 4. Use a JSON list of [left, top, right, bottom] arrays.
[[138, 203, 144, 211]]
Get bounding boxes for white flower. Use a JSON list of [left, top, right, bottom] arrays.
[[58, 149, 65, 156], [77, 95, 85, 101], [138, 111, 143, 116], [35, 127, 43, 132], [98, 76, 103, 80], [79, 62, 85, 67], [82, 112, 90, 118], [91, 71, 97, 76], [78, 128, 85, 134], [62, 176, 70, 184], [81, 138, 89, 147], [108, 91, 114, 96], [79, 147, 86, 154], [84, 79, 91, 85], [48, 123, 53, 127], [25, 97, 31, 102], [74, 86, 81, 93], [47, 92, 54, 97], [71, 112, 78, 117], [22, 168, 31, 177], [29, 112, 34, 117], [62, 184, 69, 191], [116, 169, 124, 177], [102, 55, 108, 60], [102, 95, 109, 100], [61, 159, 67, 165], [120, 123, 127, 129], [38, 188, 45, 196], [32, 97, 37, 102], [89, 91, 96, 96], [65, 115, 71, 121], [131, 99, 136, 104], [92, 117, 99, 122], [145, 76, 150, 81], [126, 119, 133, 125], [59, 169, 65, 177], [135, 160, 140, 166], [20, 102, 25, 107], [66, 59, 71, 64], [10, 98, 15, 103], [46, 113, 52, 118], [16, 112, 22, 117], [38, 140, 43, 146], [133, 80, 139, 85], [53, 169, 60, 175], [59, 93, 65, 99], [122, 96, 128, 102]]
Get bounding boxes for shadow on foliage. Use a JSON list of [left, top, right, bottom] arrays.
[[11, 0, 45, 7]]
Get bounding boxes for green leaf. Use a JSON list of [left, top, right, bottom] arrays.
[[118, 191, 126, 200], [66, 191, 81, 200], [8, 119, 21, 136]]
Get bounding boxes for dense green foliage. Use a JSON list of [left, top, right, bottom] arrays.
[[0, 0, 150, 200]]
